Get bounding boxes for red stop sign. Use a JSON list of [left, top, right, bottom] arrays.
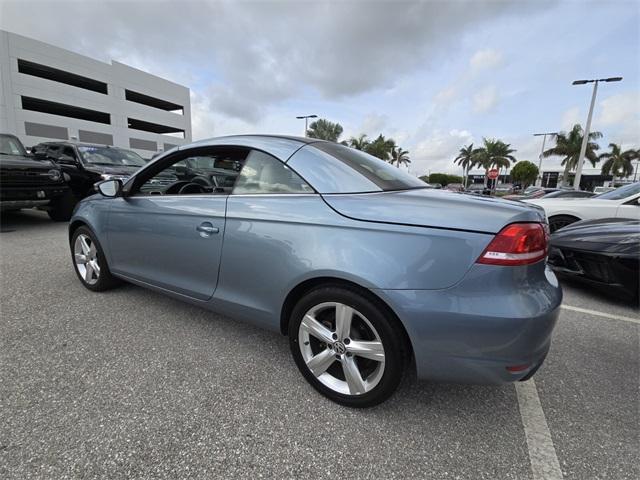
[[488, 169, 499, 180]]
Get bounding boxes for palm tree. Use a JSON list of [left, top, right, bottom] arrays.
[[599, 143, 637, 178], [454, 143, 475, 187], [543, 124, 602, 186], [472, 138, 517, 186], [306, 119, 344, 142], [390, 146, 411, 169], [348, 134, 370, 151], [365, 134, 396, 161]]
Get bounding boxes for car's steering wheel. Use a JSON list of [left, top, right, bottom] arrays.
[[164, 180, 192, 195], [191, 175, 213, 187], [178, 182, 207, 194]]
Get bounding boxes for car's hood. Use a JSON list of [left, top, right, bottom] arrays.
[[322, 188, 546, 234], [84, 164, 142, 176], [0, 154, 56, 170], [525, 197, 613, 208], [550, 218, 640, 254]]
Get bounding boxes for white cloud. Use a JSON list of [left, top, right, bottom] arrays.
[[0, 0, 531, 125], [598, 91, 639, 127], [412, 129, 474, 175], [561, 106, 582, 131], [359, 113, 388, 137], [434, 86, 457, 106], [472, 85, 499, 113], [470, 48, 504, 72]]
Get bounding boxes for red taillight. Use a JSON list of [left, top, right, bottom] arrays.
[[477, 223, 548, 266]]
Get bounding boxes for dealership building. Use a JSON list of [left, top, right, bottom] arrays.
[[0, 30, 191, 156]]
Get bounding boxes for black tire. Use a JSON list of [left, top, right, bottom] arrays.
[[70, 226, 121, 291], [548, 214, 580, 233], [289, 285, 405, 408], [48, 190, 77, 222]]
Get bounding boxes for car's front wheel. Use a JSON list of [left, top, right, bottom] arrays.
[[289, 286, 405, 407], [71, 226, 120, 291]]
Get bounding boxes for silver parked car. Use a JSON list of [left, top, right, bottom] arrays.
[[69, 135, 561, 407]]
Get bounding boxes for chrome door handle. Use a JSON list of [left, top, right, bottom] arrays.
[[196, 222, 219, 236]]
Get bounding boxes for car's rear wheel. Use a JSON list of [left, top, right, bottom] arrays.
[[289, 286, 405, 407], [548, 214, 580, 233], [71, 226, 120, 291]]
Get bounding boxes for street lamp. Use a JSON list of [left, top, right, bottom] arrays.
[[533, 132, 558, 186], [571, 76, 622, 190], [296, 114, 318, 137]]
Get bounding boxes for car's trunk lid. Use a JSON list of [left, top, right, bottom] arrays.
[[322, 188, 546, 234]]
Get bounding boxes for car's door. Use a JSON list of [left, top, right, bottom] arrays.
[[106, 146, 246, 300], [616, 195, 640, 220], [214, 149, 318, 323], [56, 146, 87, 197]]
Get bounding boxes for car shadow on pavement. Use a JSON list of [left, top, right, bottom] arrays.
[[0, 209, 57, 232]]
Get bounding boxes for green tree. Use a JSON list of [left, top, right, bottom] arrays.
[[599, 143, 637, 178], [454, 143, 476, 187], [473, 138, 517, 172], [306, 118, 344, 142], [427, 173, 463, 186], [390, 146, 411, 169], [365, 134, 396, 160], [543, 124, 602, 186], [510, 161, 539, 188], [348, 134, 370, 151]]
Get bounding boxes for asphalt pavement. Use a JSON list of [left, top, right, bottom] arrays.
[[1, 209, 638, 479]]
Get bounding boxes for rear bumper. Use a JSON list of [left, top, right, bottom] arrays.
[[375, 262, 562, 384]]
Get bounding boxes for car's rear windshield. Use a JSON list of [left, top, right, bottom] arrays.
[[0, 135, 27, 156], [78, 145, 146, 167], [310, 142, 426, 192], [594, 182, 640, 200]]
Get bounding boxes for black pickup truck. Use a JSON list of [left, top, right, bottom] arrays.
[[0, 133, 74, 221]]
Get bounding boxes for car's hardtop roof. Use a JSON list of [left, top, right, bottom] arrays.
[[181, 135, 330, 161]]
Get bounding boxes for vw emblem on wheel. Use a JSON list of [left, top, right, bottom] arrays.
[[333, 341, 347, 355]]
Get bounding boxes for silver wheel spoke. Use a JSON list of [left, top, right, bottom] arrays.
[[335, 304, 354, 340], [306, 348, 336, 377], [91, 260, 101, 275], [84, 263, 95, 282], [79, 236, 91, 256], [74, 253, 87, 264], [300, 314, 333, 344], [347, 340, 385, 362], [342, 356, 366, 395], [89, 243, 97, 258]]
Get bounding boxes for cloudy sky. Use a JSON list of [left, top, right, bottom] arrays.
[[1, 0, 638, 176]]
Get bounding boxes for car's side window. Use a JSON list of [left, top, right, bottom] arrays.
[[136, 147, 248, 196], [233, 150, 313, 195]]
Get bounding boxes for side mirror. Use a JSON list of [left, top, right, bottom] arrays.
[[57, 154, 77, 165], [96, 179, 122, 197]]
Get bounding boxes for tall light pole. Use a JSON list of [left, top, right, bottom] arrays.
[[572, 77, 622, 190], [533, 132, 558, 186], [296, 114, 317, 137]]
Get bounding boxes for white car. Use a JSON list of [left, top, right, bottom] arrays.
[[525, 182, 640, 232]]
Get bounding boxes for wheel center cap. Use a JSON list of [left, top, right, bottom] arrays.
[[333, 341, 347, 355]]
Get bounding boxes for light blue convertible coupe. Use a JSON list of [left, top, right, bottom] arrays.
[[69, 135, 561, 407]]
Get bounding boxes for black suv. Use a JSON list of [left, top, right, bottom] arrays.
[[32, 142, 148, 202], [0, 133, 72, 221]]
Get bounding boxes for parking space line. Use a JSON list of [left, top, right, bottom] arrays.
[[561, 305, 639, 325], [515, 379, 563, 480]]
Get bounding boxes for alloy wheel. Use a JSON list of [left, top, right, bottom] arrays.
[[74, 233, 100, 285], [298, 302, 385, 395]]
